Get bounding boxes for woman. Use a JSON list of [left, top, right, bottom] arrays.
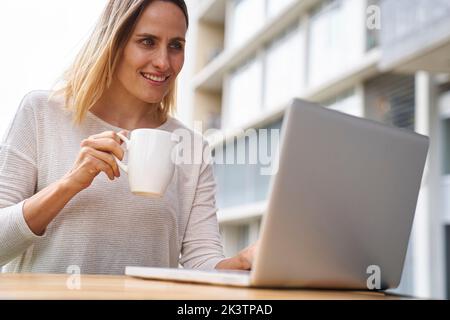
[[0, 0, 255, 274]]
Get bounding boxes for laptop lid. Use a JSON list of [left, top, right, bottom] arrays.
[[250, 99, 429, 289]]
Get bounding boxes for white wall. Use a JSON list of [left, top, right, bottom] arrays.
[[0, 0, 107, 137]]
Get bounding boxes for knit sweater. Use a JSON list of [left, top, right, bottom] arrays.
[[0, 90, 225, 275]]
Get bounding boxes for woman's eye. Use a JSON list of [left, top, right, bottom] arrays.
[[140, 38, 183, 50], [142, 39, 154, 46], [170, 42, 184, 50]]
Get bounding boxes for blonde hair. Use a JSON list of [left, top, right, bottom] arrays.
[[53, 0, 188, 125]]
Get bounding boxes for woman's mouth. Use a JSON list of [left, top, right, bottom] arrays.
[[140, 72, 170, 86]]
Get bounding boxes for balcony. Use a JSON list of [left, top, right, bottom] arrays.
[[192, 0, 320, 92], [379, 0, 450, 73]]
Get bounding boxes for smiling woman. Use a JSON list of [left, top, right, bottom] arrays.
[[0, 0, 254, 276], [60, 0, 189, 128]]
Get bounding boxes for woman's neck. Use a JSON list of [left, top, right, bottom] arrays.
[[90, 86, 167, 131]]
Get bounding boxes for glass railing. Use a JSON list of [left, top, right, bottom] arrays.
[[213, 119, 283, 209], [381, 0, 450, 46]]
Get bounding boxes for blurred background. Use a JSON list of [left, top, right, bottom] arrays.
[[1, 0, 450, 299]]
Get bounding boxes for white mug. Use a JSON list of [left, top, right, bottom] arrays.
[[114, 129, 178, 197]]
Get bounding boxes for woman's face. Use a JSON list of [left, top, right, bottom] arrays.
[[115, 1, 187, 105]]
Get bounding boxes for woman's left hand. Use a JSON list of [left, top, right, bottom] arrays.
[[236, 241, 259, 270], [215, 241, 259, 271]]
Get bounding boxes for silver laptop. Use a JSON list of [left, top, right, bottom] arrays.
[[126, 99, 429, 290]]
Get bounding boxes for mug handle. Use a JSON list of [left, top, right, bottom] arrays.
[[113, 132, 131, 174]]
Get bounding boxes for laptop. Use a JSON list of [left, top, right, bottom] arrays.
[[125, 99, 429, 290]]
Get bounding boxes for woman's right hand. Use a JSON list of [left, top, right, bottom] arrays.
[[63, 130, 129, 191], [21, 130, 129, 237]]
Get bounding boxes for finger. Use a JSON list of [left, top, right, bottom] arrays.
[[89, 131, 122, 144], [92, 157, 115, 181], [81, 138, 124, 160], [83, 155, 114, 181], [85, 147, 120, 178], [83, 152, 115, 180], [117, 130, 130, 145]]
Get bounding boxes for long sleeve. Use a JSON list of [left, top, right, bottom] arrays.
[[2, 90, 225, 275], [179, 144, 225, 270], [0, 93, 45, 267]]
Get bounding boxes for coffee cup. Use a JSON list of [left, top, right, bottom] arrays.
[[114, 129, 178, 197]]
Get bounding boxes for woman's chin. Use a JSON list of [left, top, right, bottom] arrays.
[[139, 95, 165, 105]]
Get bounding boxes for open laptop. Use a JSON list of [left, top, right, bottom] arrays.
[[126, 99, 429, 290]]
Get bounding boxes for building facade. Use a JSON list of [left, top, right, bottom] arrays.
[[182, 0, 450, 299]]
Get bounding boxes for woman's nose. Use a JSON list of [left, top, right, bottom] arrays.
[[152, 47, 170, 72]]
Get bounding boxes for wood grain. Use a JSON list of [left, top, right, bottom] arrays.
[[0, 273, 407, 300]]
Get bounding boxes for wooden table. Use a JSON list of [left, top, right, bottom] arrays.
[[0, 273, 409, 300]]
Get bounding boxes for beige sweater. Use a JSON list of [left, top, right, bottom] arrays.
[[0, 91, 225, 275]]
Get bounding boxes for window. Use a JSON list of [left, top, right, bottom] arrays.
[[443, 118, 450, 175], [214, 119, 283, 209], [308, 0, 364, 87], [226, 57, 263, 129], [364, 73, 416, 130], [381, 0, 450, 46], [264, 25, 304, 110], [440, 89, 450, 175], [228, 0, 265, 49]]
